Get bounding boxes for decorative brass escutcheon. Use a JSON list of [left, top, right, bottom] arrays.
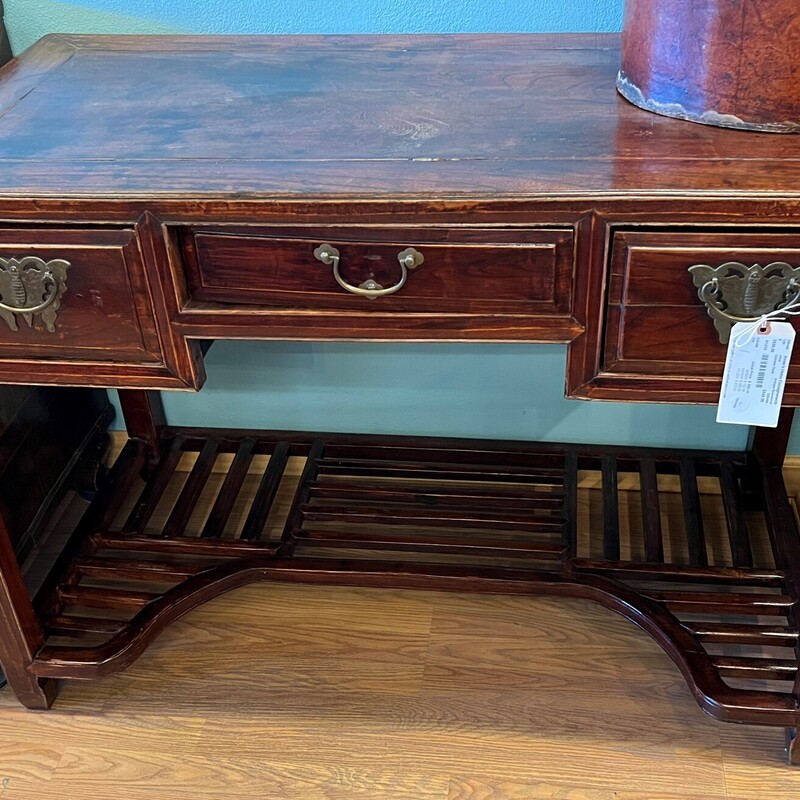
[[0, 256, 71, 333], [314, 243, 423, 300], [688, 261, 800, 344]]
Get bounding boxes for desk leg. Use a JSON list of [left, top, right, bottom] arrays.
[[118, 390, 166, 462], [752, 408, 800, 764], [0, 512, 56, 709], [752, 407, 795, 467]]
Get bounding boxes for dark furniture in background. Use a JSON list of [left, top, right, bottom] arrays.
[[0, 3, 10, 67], [0, 34, 799, 764], [0, 387, 110, 564]]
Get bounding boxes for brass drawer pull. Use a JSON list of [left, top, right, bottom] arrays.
[[689, 261, 800, 343], [314, 243, 424, 300], [0, 256, 70, 333]]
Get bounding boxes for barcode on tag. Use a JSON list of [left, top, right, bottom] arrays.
[[717, 321, 796, 428], [756, 354, 769, 388]]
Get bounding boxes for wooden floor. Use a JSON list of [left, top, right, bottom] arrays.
[[4, 589, 800, 798], [3, 460, 800, 798]]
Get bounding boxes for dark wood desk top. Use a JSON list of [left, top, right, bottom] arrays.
[[2, 33, 800, 198]]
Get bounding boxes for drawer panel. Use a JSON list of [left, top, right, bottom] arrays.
[[0, 228, 161, 361], [570, 229, 800, 403], [175, 225, 578, 340], [0, 226, 202, 389]]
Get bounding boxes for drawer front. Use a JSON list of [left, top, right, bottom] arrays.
[[175, 225, 578, 340], [0, 228, 160, 360], [572, 229, 800, 403], [0, 226, 201, 389]]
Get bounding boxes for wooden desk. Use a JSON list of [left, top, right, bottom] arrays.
[[1, 33, 799, 763]]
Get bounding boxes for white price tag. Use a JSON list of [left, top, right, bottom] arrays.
[[717, 321, 796, 428]]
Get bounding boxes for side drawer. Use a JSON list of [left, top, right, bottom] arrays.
[[569, 229, 800, 403], [174, 225, 579, 341], [0, 226, 200, 389]]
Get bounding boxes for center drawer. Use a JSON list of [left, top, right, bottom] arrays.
[[174, 225, 578, 341]]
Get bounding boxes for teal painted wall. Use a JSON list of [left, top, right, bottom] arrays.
[[2, 1, 762, 451], [7, 1, 624, 51], [146, 342, 747, 451]]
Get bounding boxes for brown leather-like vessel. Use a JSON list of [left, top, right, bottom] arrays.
[[618, 0, 800, 132]]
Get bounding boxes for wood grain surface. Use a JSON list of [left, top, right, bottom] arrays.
[[4, 478, 800, 798], [4, 33, 800, 197]]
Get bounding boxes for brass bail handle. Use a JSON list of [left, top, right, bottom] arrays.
[[314, 243, 424, 300]]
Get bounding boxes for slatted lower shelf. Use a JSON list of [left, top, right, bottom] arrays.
[[27, 428, 800, 757]]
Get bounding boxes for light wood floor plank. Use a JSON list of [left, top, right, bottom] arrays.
[[15, 750, 451, 800], [720, 725, 800, 799], [447, 775, 727, 800], [0, 739, 63, 785]]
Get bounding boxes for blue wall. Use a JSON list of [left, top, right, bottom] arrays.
[[3, 1, 759, 451], [8, 2, 624, 50], [156, 342, 745, 451]]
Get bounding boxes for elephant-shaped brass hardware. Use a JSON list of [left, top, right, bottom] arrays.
[[0, 256, 71, 333]]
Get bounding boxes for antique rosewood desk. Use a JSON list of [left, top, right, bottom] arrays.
[[2, 33, 800, 762]]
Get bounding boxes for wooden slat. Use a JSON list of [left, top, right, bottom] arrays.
[[280, 440, 324, 549], [317, 461, 563, 483], [240, 441, 290, 541], [712, 656, 799, 680], [299, 505, 563, 532], [572, 559, 786, 586], [294, 528, 565, 557], [75, 557, 203, 582], [639, 458, 663, 563], [162, 438, 220, 538], [689, 623, 800, 647], [649, 591, 794, 615], [308, 482, 564, 510], [719, 459, 754, 568], [601, 454, 620, 561], [122, 434, 185, 533], [562, 450, 578, 555], [92, 533, 276, 557], [679, 457, 708, 567], [319, 457, 564, 477], [58, 587, 157, 612], [324, 441, 566, 468], [44, 615, 125, 637], [201, 437, 256, 538]]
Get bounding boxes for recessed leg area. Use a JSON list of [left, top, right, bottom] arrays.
[[17, 429, 800, 754]]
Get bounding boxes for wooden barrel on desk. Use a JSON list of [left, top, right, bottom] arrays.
[[617, 0, 800, 132]]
